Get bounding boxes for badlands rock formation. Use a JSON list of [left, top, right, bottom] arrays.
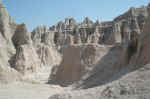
[[1, 0, 150, 99], [0, 0, 20, 84], [49, 5, 149, 86], [49, 8, 150, 98], [50, 6, 148, 46], [50, 45, 109, 86], [0, 0, 61, 83]]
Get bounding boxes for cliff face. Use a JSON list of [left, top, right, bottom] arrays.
[[129, 7, 150, 67], [0, 0, 149, 90], [49, 6, 150, 99], [0, 0, 20, 83], [0, 0, 148, 84], [1, 0, 150, 99], [11, 25, 62, 83], [49, 6, 148, 47], [50, 45, 110, 86], [48, 5, 149, 86], [0, 1, 61, 83]]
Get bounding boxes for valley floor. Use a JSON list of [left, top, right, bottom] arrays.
[[1, 63, 150, 99], [0, 82, 65, 99]]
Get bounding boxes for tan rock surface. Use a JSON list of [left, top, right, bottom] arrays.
[[50, 45, 111, 86]]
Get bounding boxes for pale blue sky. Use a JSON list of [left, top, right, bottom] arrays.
[[3, 0, 150, 31]]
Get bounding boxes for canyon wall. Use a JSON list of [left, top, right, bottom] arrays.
[[0, 0, 149, 86]]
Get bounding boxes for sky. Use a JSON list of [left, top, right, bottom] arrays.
[[3, 0, 150, 31]]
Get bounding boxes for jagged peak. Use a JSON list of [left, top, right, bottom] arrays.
[[64, 17, 76, 25], [32, 25, 50, 34], [18, 23, 29, 31], [94, 20, 101, 26], [83, 17, 93, 24]]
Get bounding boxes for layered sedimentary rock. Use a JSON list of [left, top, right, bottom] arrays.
[[13, 45, 40, 74], [0, 0, 149, 90], [12, 23, 32, 48], [49, 6, 150, 99], [0, 0, 61, 83], [49, 44, 130, 87], [113, 6, 148, 43], [31, 26, 54, 45], [50, 45, 106, 85], [0, 0, 20, 83], [49, 6, 148, 47], [48, 5, 150, 86], [0, 0, 17, 44], [11, 25, 62, 82], [31, 26, 61, 67], [11, 23, 39, 75], [129, 7, 150, 67], [49, 63, 150, 99], [36, 44, 61, 66]]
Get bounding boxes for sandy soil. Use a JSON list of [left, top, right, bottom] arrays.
[[0, 82, 65, 99]]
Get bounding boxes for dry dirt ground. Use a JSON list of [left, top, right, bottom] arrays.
[[0, 82, 66, 99], [1, 63, 150, 99]]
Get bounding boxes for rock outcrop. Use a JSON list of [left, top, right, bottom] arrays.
[[11, 25, 62, 83], [49, 5, 150, 99], [113, 6, 148, 43], [31, 26, 54, 45], [128, 7, 150, 67], [1, 2, 150, 99], [13, 45, 40, 74], [49, 63, 150, 99], [11, 23, 40, 75], [12, 23, 32, 48], [31, 26, 62, 67], [49, 6, 148, 47], [49, 44, 130, 87], [0, 0, 20, 83], [48, 4, 150, 86], [0, 0, 61, 83], [50, 45, 106, 85]]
